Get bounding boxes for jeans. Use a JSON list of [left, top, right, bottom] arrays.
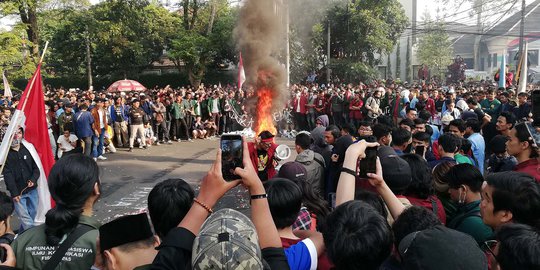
[[113, 121, 128, 147], [14, 188, 38, 231], [81, 136, 92, 157], [92, 128, 105, 158], [306, 112, 316, 131], [172, 118, 190, 140]]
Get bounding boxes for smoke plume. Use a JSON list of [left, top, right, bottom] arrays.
[[234, 0, 287, 125]]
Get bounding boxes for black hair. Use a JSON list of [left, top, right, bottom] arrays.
[[418, 110, 432, 122], [392, 128, 411, 147], [341, 124, 354, 135], [445, 99, 455, 105], [499, 111, 516, 129], [444, 163, 483, 193], [259, 130, 274, 140], [449, 119, 466, 132], [0, 191, 14, 222], [438, 133, 459, 153], [79, 104, 88, 110], [413, 132, 431, 144], [496, 223, 540, 270], [264, 178, 303, 229], [354, 190, 388, 218], [359, 121, 372, 128], [466, 97, 478, 106], [514, 122, 539, 158], [466, 119, 482, 133], [148, 178, 194, 238], [288, 171, 330, 221], [45, 154, 99, 246], [373, 124, 392, 141], [460, 138, 472, 153], [413, 118, 426, 125], [325, 125, 341, 140], [376, 115, 394, 128], [406, 107, 417, 113], [295, 133, 312, 150], [485, 172, 540, 228], [322, 201, 392, 270], [399, 118, 414, 129], [401, 154, 433, 199], [425, 125, 433, 136], [392, 206, 441, 247]]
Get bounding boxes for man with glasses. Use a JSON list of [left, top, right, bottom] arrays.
[[247, 130, 278, 181]]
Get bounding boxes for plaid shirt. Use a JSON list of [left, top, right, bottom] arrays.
[[292, 206, 312, 231]]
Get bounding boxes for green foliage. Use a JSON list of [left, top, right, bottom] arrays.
[[0, 26, 36, 83], [321, 0, 407, 82], [330, 59, 379, 83], [417, 20, 453, 79]]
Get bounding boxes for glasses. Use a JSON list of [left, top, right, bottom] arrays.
[[482, 240, 498, 260]]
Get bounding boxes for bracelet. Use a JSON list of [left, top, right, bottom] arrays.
[[340, 167, 357, 177], [250, 194, 268, 200], [193, 198, 213, 214]]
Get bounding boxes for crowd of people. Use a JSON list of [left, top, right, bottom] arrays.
[[0, 78, 539, 270]]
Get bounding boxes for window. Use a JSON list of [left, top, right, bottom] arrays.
[[487, 54, 492, 67], [528, 50, 539, 66], [493, 53, 498, 67]]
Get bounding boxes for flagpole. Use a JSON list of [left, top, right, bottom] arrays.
[[0, 41, 49, 177]]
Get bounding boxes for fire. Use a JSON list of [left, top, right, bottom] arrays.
[[255, 87, 276, 135]]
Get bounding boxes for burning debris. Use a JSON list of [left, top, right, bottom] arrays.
[[234, 0, 287, 135]]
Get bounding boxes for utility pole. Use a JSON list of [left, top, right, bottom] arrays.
[[85, 26, 93, 90], [518, 0, 526, 67], [285, 0, 290, 87], [327, 20, 331, 84], [473, 0, 483, 71]]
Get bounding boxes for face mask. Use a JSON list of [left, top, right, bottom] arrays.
[[11, 138, 21, 148]]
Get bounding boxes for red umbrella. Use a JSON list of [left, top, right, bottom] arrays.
[[107, 79, 146, 93]]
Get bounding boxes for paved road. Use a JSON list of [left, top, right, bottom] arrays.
[[94, 137, 296, 223]]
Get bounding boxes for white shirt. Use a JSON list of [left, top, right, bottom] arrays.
[[98, 109, 105, 129], [296, 96, 301, 112], [57, 134, 78, 158], [212, 99, 220, 113]]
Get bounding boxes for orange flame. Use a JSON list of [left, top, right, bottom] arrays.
[[255, 87, 276, 135]]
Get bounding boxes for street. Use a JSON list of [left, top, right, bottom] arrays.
[[94, 137, 296, 223]]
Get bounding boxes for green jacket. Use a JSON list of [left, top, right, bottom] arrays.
[[447, 200, 493, 245], [171, 102, 186, 119], [206, 98, 223, 115], [12, 215, 100, 270], [480, 99, 501, 119]]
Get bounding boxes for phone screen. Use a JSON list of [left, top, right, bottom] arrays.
[[415, 145, 425, 156], [532, 90, 540, 126], [221, 135, 243, 181], [358, 146, 378, 178]]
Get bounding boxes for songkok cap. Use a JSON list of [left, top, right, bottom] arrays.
[[99, 213, 153, 252]]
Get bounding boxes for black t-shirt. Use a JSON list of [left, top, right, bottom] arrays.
[[257, 149, 269, 181], [473, 108, 485, 120]]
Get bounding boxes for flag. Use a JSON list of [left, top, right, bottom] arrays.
[[499, 54, 506, 89], [238, 52, 246, 90], [0, 65, 54, 225], [518, 42, 528, 93], [2, 71, 12, 98]]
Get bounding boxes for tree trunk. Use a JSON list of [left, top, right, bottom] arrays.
[[190, 0, 199, 31], [183, 0, 190, 30], [206, 0, 216, 36], [19, 2, 39, 60]]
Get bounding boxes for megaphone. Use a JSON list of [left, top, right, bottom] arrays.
[[274, 144, 291, 161]]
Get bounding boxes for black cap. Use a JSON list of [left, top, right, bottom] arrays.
[[399, 225, 488, 270], [99, 213, 153, 252]]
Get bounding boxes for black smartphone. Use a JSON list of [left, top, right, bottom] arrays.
[[220, 135, 243, 181], [532, 90, 540, 126], [358, 146, 378, 178], [415, 145, 425, 156]]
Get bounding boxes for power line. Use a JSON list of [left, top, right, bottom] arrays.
[[416, 0, 513, 27]]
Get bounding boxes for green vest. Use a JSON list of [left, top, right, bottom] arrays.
[[12, 215, 100, 270]]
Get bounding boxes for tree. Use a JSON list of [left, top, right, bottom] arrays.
[[417, 20, 453, 80], [0, 25, 36, 82], [387, 54, 392, 79], [322, 0, 408, 82], [395, 40, 401, 79], [406, 37, 412, 82], [168, 0, 235, 88]]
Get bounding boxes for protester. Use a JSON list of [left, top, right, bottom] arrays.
[[12, 154, 101, 269], [506, 122, 540, 181], [248, 131, 278, 181]]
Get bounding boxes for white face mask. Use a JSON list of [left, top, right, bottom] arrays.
[[11, 138, 21, 148]]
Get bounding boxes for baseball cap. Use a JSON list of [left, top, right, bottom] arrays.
[[461, 111, 478, 121], [399, 225, 488, 270], [278, 162, 307, 182], [379, 151, 412, 194], [192, 209, 264, 270]]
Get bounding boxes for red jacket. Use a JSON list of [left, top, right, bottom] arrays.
[[515, 158, 540, 182], [292, 95, 308, 114], [91, 107, 109, 134], [424, 98, 436, 117], [248, 141, 277, 180]]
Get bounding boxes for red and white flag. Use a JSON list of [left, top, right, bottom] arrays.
[[238, 52, 246, 90], [2, 71, 12, 98], [0, 65, 54, 225]]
